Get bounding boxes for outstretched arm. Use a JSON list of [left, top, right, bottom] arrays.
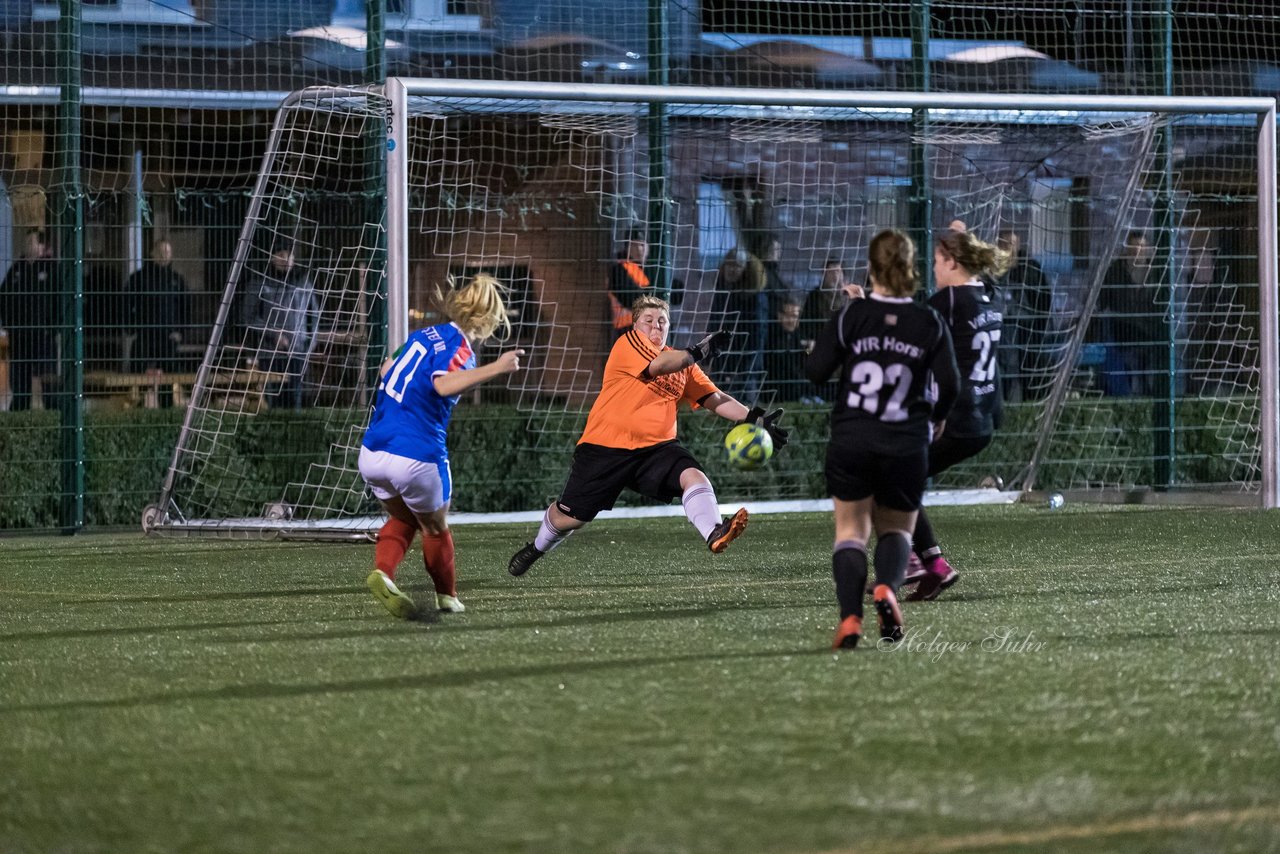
[[701, 394, 790, 449], [644, 348, 696, 378], [643, 330, 732, 379], [702, 391, 750, 422], [432, 349, 525, 397]]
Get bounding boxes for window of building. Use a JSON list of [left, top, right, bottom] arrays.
[[698, 180, 741, 263]]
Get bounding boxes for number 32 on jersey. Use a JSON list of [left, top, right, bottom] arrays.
[[847, 361, 913, 422]]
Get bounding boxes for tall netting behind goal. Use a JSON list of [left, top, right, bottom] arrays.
[[148, 83, 1275, 537]]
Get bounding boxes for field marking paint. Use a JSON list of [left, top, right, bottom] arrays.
[[824, 804, 1280, 854]]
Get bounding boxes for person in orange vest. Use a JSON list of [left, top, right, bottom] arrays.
[[608, 229, 650, 338]]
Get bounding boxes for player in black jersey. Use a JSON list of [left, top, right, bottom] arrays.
[[905, 224, 1012, 601], [806, 229, 960, 650]]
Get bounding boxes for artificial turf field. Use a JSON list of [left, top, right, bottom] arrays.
[[2, 504, 1279, 854]]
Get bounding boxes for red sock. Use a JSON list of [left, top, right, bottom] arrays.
[[421, 529, 457, 596], [374, 518, 417, 580]]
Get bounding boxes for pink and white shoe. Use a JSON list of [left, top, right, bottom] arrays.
[[902, 551, 927, 586], [906, 556, 959, 602]]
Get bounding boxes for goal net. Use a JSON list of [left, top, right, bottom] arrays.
[[147, 82, 1276, 537]]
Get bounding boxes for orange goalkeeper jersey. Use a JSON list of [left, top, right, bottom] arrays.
[[578, 328, 720, 449]]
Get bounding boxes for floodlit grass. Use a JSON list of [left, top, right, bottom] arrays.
[[2, 505, 1279, 853]]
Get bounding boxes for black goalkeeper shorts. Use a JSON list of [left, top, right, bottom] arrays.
[[555, 440, 702, 523]]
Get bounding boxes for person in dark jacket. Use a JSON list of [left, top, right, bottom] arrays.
[[126, 239, 189, 383], [239, 239, 320, 410], [0, 230, 57, 411]]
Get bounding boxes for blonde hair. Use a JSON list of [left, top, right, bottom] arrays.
[[631, 294, 670, 323], [935, 228, 1013, 280], [867, 229, 918, 298], [443, 273, 511, 342]]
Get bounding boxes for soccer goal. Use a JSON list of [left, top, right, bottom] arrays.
[[145, 79, 1277, 538]]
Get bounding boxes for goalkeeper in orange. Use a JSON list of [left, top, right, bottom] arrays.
[[508, 294, 789, 577]]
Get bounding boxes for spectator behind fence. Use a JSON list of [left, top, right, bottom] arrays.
[[239, 239, 320, 410], [126, 239, 189, 373], [1091, 230, 1164, 397], [0, 230, 57, 411], [607, 229, 650, 339], [755, 234, 791, 318], [765, 295, 822, 404], [995, 230, 1053, 401], [801, 256, 863, 345], [709, 246, 766, 403]]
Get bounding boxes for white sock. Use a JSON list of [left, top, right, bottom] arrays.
[[682, 484, 721, 541], [534, 509, 573, 553]]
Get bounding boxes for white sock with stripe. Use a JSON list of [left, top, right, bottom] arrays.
[[681, 484, 720, 541]]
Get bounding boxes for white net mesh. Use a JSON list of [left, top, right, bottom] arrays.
[[152, 87, 1268, 535]]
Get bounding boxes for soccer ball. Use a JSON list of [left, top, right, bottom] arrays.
[[724, 423, 774, 471]]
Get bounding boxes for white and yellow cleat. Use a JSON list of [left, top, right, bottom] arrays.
[[366, 570, 417, 620], [436, 593, 466, 613]]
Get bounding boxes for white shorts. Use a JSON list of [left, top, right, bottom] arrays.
[[358, 447, 452, 515]]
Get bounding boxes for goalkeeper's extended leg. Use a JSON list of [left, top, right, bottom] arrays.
[[678, 471, 747, 553], [509, 505, 578, 577]]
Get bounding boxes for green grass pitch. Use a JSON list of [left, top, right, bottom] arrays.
[[2, 505, 1279, 853]]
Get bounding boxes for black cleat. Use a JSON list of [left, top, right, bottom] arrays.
[[707, 507, 749, 553], [508, 542, 544, 577]]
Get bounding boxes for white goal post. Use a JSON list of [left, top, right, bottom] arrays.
[[146, 79, 1278, 538]]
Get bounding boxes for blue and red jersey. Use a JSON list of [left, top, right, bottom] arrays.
[[361, 322, 475, 462]]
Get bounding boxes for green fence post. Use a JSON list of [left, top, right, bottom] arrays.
[[56, 0, 85, 533], [647, 0, 671, 301], [910, 0, 933, 292], [1152, 0, 1175, 488]]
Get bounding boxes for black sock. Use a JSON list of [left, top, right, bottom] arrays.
[[874, 532, 912, 592], [913, 509, 938, 557], [832, 541, 867, 619]]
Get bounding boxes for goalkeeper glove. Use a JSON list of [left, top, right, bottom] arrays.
[[744, 405, 790, 450], [686, 330, 732, 364]]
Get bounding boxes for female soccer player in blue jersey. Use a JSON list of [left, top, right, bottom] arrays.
[[806, 229, 960, 649], [359, 274, 524, 618], [905, 223, 1011, 601]]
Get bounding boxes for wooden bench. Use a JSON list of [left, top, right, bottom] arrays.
[[30, 369, 283, 411], [201, 365, 289, 411], [32, 371, 197, 410]]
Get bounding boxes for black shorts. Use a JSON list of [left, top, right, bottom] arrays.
[[928, 433, 993, 477], [556, 440, 703, 522], [825, 440, 929, 512]]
